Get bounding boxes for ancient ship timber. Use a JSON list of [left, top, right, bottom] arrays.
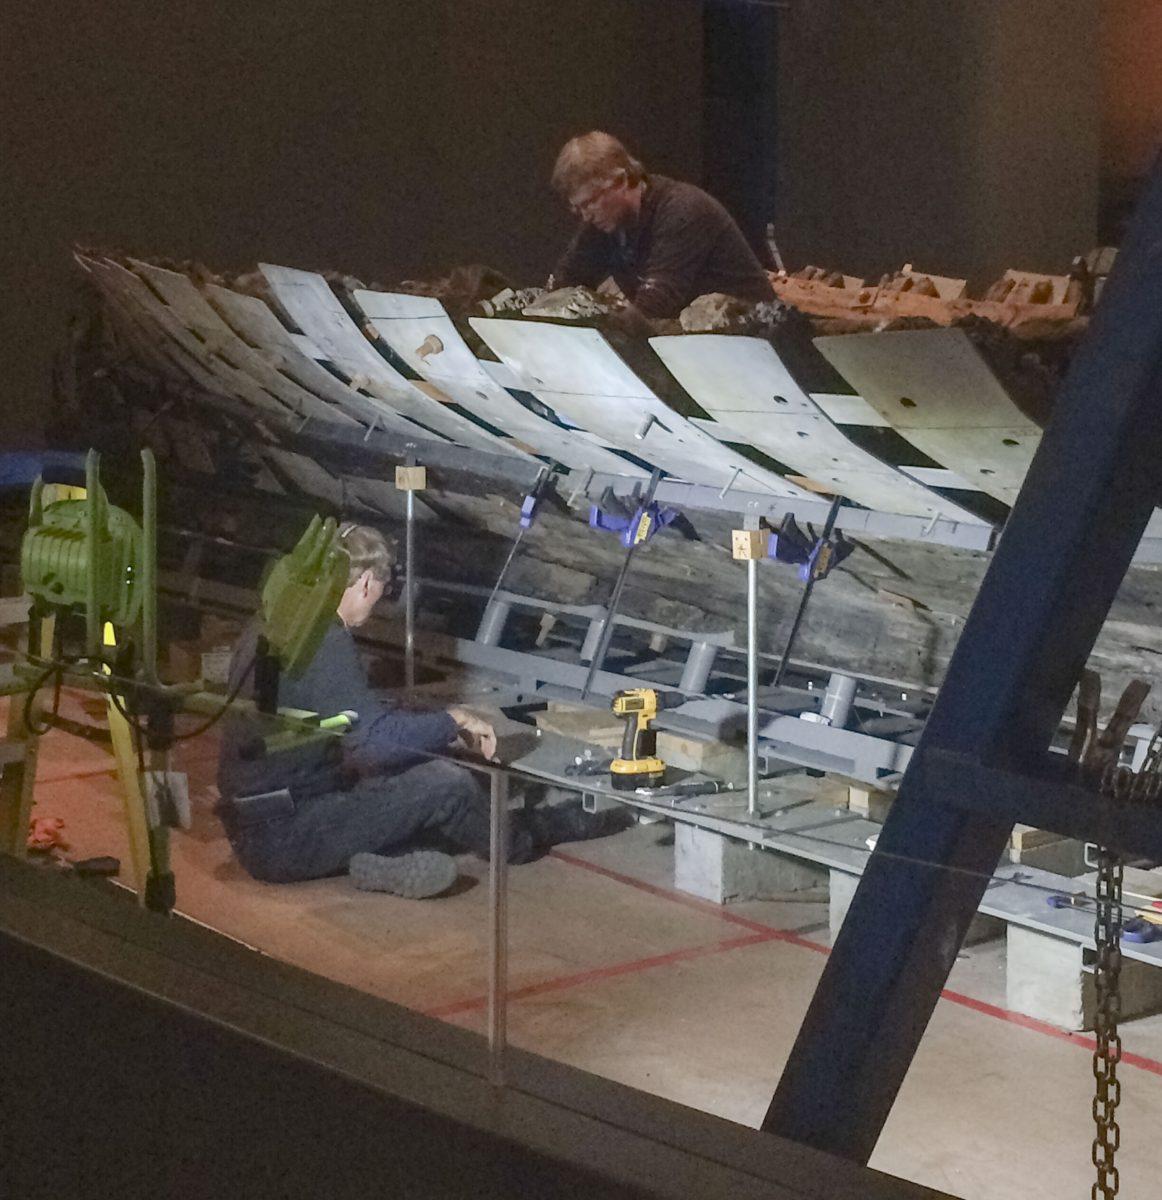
[[60, 251, 1162, 780]]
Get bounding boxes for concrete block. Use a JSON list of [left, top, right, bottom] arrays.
[[829, 868, 1003, 947], [675, 824, 823, 905], [1006, 925, 1162, 1031]]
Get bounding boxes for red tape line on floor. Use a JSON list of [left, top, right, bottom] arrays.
[[425, 930, 780, 1019], [548, 848, 828, 951], [423, 851, 829, 1018], [427, 846, 1162, 1077]]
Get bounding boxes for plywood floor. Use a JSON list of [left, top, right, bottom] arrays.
[[15, 692, 1162, 1200]]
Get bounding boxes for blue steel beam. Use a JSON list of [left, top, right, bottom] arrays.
[[763, 154, 1162, 1162]]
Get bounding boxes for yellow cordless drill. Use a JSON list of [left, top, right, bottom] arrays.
[[610, 688, 686, 790]]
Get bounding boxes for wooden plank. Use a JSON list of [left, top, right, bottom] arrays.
[[470, 318, 810, 497], [650, 334, 985, 523], [79, 256, 227, 395], [260, 265, 530, 458], [129, 261, 359, 429], [203, 283, 427, 437], [352, 290, 642, 476], [814, 327, 1041, 505], [85, 258, 290, 420]]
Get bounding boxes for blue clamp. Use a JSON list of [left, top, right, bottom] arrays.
[[589, 501, 679, 549], [519, 491, 540, 529], [767, 514, 854, 582], [1124, 917, 1159, 944], [518, 464, 557, 529]]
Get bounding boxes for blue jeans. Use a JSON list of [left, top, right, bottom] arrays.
[[223, 759, 535, 883]]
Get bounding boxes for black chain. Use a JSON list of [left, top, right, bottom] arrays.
[[1091, 833, 1124, 1200]]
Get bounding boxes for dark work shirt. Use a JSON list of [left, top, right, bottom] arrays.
[[217, 620, 458, 802], [553, 175, 774, 319]]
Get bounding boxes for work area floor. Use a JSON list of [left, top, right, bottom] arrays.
[[13, 691, 1162, 1200]]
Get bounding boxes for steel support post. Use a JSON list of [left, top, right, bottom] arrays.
[[679, 639, 719, 696], [764, 154, 1162, 1162], [405, 486, 416, 690], [396, 461, 425, 693], [747, 558, 759, 816]]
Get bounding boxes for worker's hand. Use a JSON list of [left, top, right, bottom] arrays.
[[608, 302, 658, 338], [448, 707, 498, 761]]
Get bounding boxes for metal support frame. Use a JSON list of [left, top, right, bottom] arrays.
[[746, 557, 759, 816], [161, 569, 923, 787], [764, 154, 1162, 1162]]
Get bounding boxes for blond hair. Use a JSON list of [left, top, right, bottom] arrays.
[[551, 131, 645, 198], [338, 522, 394, 586]]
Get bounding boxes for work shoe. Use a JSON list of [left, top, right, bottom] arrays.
[[527, 799, 635, 849], [349, 850, 458, 899]]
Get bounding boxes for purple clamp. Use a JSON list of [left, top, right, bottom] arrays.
[[589, 502, 679, 548]]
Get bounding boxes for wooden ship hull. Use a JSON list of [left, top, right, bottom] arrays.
[[45, 250, 1162, 742]]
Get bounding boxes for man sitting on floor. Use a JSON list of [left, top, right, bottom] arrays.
[[216, 523, 630, 898]]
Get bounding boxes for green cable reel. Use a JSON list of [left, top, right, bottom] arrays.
[[20, 449, 157, 671]]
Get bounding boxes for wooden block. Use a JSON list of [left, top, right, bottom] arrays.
[[1009, 824, 1062, 851], [395, 465, 427, 491], [848, 784, 894, 823], [731, 529, 767, 560], [532, 704, 623, 749], [900, 265, 967, 301], [166, 641, 203, 684], [656, 731, 746, 777], [785, 475, 837, 496], [1008, 826, 1086, 873]]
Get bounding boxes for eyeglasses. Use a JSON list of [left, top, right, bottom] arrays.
[[569, 175, 621, 217]]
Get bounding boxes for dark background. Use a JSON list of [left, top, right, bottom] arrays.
[[3, 1, 1141, 448]]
